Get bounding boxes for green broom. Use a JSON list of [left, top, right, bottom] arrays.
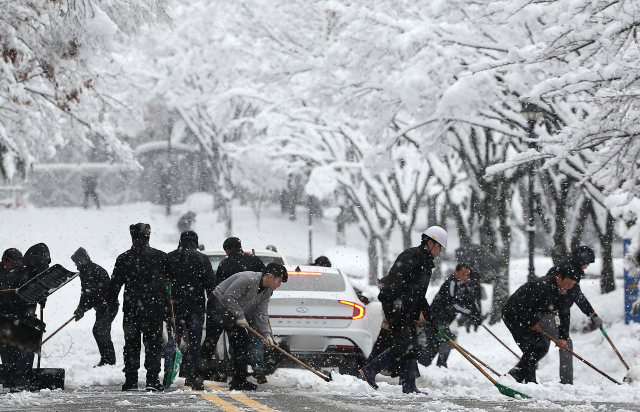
[[435, 326, 531, 399], [164, 282, 183, 389]]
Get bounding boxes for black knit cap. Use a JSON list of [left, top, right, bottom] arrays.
[[130, 223, 151, 238]]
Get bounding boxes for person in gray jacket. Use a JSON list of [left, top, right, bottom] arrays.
[[193, 262, 288, 391]]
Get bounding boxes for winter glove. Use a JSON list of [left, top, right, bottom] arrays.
[[236, 318, 250, 328], [392, 299, 403, 313], [590, 314, 603, 328], [74, 309, 84, 322], [263, 336, 275, 347]]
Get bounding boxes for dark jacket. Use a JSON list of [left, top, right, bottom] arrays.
[[0, 243, 50, 314], [71, 248, 110, 313], [378, 245, 435, 321], [430, 274, 481, 325], [503, 275, 572, 339], [215, 248, 265, 288], [167, 239, 216, 316], [546, 249, 594, 316], [106, 242, 169, 320]]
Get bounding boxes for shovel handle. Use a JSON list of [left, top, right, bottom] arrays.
[[482, 324, 521, 360], [600, 327, 630, 371], [457, 345, 502, 377], [245, 325, 331, 382], [540, 329, 621, 385], [41, 316, 75, 345], [446, 335, 497, 384]]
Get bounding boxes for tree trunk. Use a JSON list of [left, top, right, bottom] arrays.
[[401, 226, 412, 251], [600, 212, 616, 294], [490, 183, 511, 324]]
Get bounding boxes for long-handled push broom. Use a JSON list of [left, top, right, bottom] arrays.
[[435, 326, 531, 399]]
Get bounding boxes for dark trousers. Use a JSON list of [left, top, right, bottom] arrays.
[[419, 320, 455, 368], [94, 307, 116, 364], [123, 315, 163, 382], [197, 299, 250, 382], [503, 315, 550, 383], [164, 313, 204, 379], [0, 343, 34, 387], [539, 314, 573, 384], [382, 300, 420, 360]]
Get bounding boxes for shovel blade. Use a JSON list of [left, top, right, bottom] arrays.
[[164, 349, 183, 389], [495, 382, 531, 399]]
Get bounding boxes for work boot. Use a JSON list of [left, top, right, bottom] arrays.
[[122, 376, 138, 392], [254, 371, 267, 385], [401, 359, 426, 395], [229, 379, 257, 391], [145, 379, 165, 392], [360, 348, 397, 390], [184, 378, 193, 387], [95, 359, 115, 368], [191, 377, 205, 391]]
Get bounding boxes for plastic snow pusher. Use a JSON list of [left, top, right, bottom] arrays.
[[164, 282, 182, 389], [435, 326, 531, 399]]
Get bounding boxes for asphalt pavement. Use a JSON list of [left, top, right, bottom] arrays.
[[1, 380, 639, 412]]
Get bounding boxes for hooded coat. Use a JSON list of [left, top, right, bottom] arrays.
[[378, 245, 434, 322], [0, 243, 50, 313], [71, 248, 110, 313], [215, 248, 265, 288], [502, 275, 572, 339], [167, 237, 216, 316], [545, 246, 596, 316], [106, 242, 169, 320]]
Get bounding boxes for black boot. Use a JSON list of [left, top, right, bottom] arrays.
[[122, 374, 138, 391], [360, 349, 397, 390], [401, 359, 426, 395]]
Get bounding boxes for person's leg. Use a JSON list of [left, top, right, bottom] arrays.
[[193, 305, 226, 389], [123, 316, 142, 388], [507, 322, 547, 384], [226, 318, 254, 390], [93, 307, 116, 365], [435, 323, 456, 368], [246, 310, 265, 378], [142, 317, 164, 389], [185, 314, 205, 381], [560, 337, 573, 384], [418, 328, 442, 367]]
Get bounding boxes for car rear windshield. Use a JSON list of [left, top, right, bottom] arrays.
[[278, 272, 346, 292], [208, 255, 284, 272]]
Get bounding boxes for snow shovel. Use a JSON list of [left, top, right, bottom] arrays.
[[244, 325, 332, 382], [539, 329, 621, 385], [598, 327, 633, 383], [435, 326, 531, 399], [164, 282, 183, 389]]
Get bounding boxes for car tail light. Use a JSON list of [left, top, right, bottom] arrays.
[[287, 271, 322, 276], [339, 300, 365, 320]]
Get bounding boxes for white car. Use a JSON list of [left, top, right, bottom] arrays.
[[269, 265, 383, 375], [202, 248, 289, 271]]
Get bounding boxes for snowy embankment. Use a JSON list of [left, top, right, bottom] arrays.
[[0, 195, 638, 405]]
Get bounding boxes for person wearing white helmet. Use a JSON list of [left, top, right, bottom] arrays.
[[360, 226, 447, 394]]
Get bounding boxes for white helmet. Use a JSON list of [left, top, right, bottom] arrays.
[[423, 226, 448, 249]]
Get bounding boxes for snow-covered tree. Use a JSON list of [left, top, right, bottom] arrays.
[[0, 0, 168, 173]]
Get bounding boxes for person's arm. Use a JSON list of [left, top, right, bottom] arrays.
[[219, 275, 253, 320], [200, 256, 217, 296], [106, 257, 125, 308], [254, 292, 271, 338], [567, 283, 596, 317]]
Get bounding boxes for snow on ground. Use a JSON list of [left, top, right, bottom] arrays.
[[1, 194, 639, 405]]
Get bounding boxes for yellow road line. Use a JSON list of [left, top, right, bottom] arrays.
[[200, 393, 245, 412], [229, 393, 279, 412], [200, 381, 279, 411]]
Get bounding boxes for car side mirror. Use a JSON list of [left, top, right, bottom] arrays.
[[357, 295, 370, 305]]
